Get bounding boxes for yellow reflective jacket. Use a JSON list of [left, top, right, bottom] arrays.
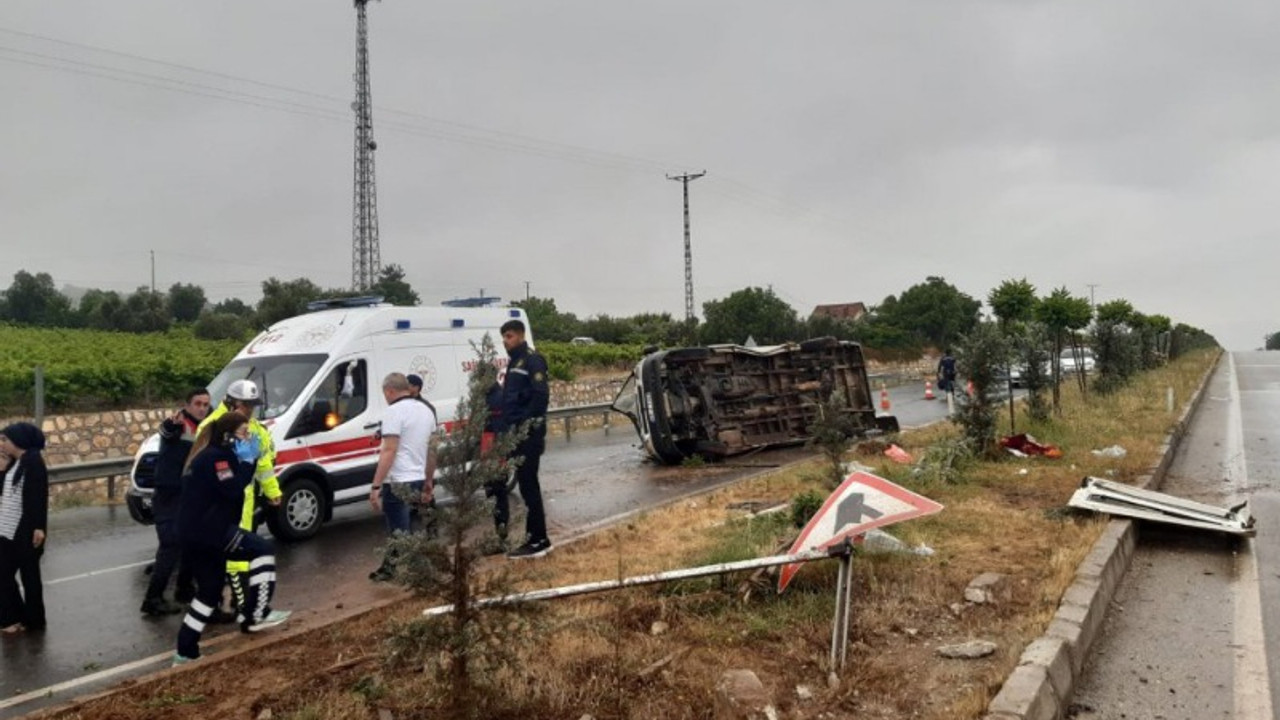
[[198, 402, 283, 573]]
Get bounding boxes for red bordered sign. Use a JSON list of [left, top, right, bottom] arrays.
[[777, 471, 943, 593]]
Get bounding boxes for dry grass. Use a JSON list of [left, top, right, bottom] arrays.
[[44, 350, 1217, 720]]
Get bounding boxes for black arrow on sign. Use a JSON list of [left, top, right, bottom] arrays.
[[835, 492, 883, 529]]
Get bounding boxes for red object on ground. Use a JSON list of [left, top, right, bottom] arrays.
[[1000, 433, 1062, 458]]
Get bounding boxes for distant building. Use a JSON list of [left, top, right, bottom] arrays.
[[810, 302, 867, 322]]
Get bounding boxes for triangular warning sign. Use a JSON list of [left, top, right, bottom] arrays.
[[778, 471, 943, 593]]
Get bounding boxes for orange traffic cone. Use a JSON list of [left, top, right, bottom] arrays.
[[880, 383, 891, 411], [924, 379, 936, 400]]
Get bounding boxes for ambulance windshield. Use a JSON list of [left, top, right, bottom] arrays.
[[206, 354, 327, 421]]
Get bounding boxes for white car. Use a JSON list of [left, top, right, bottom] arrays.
[[1059, 349, 1096, 375]]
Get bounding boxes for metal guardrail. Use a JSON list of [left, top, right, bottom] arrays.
[[46, 403, 622, 492], [49, 457, 134, 487]]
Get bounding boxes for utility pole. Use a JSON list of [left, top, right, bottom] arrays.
[[667, 171, 706, 323], [524, 280, 531, 302], [1086, 283, 1099, 310], [351, 0, 382, 292], [150, 250, 156, 293]]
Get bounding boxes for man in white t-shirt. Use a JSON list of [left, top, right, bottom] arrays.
[[368, 372, 436, 582]]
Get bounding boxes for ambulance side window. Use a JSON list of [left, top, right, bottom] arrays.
[[287, 359, 369, 439]]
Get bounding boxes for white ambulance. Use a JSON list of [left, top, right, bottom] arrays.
[[125, 297, 527, 541]]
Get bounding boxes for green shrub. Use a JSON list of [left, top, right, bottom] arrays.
[[790, 490, 824, 528]]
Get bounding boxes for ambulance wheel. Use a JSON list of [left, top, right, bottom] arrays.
[[268, 477, 325, 542]]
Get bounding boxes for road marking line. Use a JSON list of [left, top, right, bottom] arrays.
[[1227, 353, 1274, 720], [0, 651, 171, 711], [45, 559, 151, 585]]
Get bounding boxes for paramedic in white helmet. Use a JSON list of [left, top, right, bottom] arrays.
[[196, 379, 289, 632]]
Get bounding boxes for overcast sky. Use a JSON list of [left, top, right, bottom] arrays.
[[2, 1, 1276, 349]]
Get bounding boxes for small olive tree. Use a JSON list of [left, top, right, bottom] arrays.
[[988, 278, 1038, 434], [1092, 299, 1141, 394], [1018, 323, 1053, 423], [1034, 288, 1092, 414], [953, 322, 1010, 459], [806, 388, 860, 489], [384, 333, 533, 719]]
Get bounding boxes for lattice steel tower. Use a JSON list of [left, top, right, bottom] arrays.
[[351, 0, 381, 291], [667, 171, 706, 322]]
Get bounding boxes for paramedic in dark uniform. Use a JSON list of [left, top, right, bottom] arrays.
[[174, 412, 288, 665], [494, 319, 552, 559]]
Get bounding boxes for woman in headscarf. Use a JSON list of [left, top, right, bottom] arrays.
[[0, 422, 49, 634]]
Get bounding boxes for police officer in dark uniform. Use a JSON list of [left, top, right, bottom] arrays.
[[493, 319, 552, 559], [140, 388, 209, 616]]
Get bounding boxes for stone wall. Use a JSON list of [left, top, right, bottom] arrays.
[[1, 376, 629, 469]]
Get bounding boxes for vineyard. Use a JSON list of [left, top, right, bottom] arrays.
[[0, 326, 647, 414], [0, 325, 243, 412]]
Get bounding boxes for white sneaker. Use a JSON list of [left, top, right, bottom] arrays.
[[247, 609, 292, 633]]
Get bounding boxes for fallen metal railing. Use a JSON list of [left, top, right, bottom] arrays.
[[423, 541, 861, 671]]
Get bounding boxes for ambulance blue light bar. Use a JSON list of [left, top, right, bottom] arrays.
[[508, 309, 520, 317], [452, 319, 465, 328], [395, 319, 410, 330]]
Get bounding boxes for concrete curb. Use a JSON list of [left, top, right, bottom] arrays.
[[982, 351, 1223, 720]]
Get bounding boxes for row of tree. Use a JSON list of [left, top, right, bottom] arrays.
[[518, 276, 984, 350], [0, 266, 419, 340], [951, 278, 1218, 458], [0, 267, 987, 350], [1, 269, 1217, 372]]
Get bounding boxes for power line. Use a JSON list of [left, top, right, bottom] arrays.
[[0, 25, 901, 250]]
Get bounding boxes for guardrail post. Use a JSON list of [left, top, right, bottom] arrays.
[[603, 411, 610, 435], [563, 416, 572, 442], [34, 365, 45, 426], [107, 475, 116, 500]]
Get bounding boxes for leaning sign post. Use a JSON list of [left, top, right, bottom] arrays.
[[778, 470, 944, 670]]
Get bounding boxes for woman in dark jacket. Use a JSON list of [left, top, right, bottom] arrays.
[[175, 412, 288, 664], [0, 422, 50, 634]]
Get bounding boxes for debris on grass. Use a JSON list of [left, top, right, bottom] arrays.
[[885, 444, 913, 464], [999, 433, 1062, 459], [936, 640, 998, 659]]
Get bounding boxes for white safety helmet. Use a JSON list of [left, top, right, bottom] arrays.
[[226, 379, 264, 406]]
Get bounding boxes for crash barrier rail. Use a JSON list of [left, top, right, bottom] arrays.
[[423, 541, 862, 671], [46, 402, 621, 496]]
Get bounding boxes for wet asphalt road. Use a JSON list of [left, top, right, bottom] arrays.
[[1072, 352, 1280, 719], [0, 388, 953, 716]]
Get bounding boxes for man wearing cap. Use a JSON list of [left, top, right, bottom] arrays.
[[198, 379, 288, 631]]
